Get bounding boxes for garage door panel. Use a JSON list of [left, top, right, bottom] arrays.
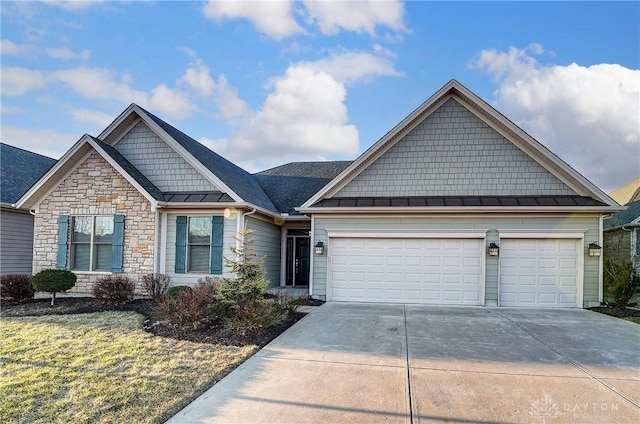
[[500, 239, 579, 308], [329, 237, 483, 304]]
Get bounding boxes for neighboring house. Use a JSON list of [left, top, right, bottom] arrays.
[[1, 143, 56, 275], [603, 200, 640, 273], [609, 177, 640, 205], [16, 80, 622, 308]]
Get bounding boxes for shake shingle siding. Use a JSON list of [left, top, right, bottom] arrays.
[[114, 121, 220, 193], [336, 98, 577, 198]]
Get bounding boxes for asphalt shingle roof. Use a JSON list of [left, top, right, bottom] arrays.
[[139, 107, 278, 212], [255, 162, 352, 214], [312, 196, 608, 208], [1, 143, 56, 204]]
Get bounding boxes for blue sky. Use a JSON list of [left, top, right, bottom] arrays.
[[1, 1, 638, 192]]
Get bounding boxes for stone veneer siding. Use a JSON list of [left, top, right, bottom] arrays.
[[34, 152, 155, 293]]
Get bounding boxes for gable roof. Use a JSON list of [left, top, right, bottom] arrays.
[[16, 135, 164, 210], [255, 161, 352, 214], [300, 79, 621, 212], [609, 177, 640, 205], [0, 143, 56, 206], [98, 104, 277, 213], [604, 199, 640, 230]]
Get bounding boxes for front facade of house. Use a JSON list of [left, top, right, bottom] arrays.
[[18, 80, 621, 307]]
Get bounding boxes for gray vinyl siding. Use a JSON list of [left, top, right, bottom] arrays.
[[164, 211, 237, 286], [313, 214, 600, 307], [114, 121, 220, 192], [0, 209, 35, 275], [246, 217, 282, 288], [336, 98, 576, 197]]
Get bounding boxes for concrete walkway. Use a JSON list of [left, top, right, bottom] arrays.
[[167, 303, 640, 423]]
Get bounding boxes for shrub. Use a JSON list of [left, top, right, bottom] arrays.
[[271, 291, 303, 314], [92, 275, 136, 305], [225, 298, 287, 336], [32, 269, 77, 306], [141, 273, 171, 300], [0, 274, 35, 302], [216, 230, 268, 316], [604, 258, 639, 308], [165, 285, 192, 298], [157, 280, 217, 329]]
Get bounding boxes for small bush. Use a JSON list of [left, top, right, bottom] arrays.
[[93, 275, 135, 305], [215, 277, 267, 316], [157, 281, 217, 329], [165, 285, 192, 298], [32, 269, 77, 306], [604, 259, 640, 308], [225, 299, 287, 336], [141, 273, 171, 300], [0, 274, 34, 302], [271, 291, 303, 314]]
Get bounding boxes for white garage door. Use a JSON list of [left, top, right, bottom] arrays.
[[500, 239, 579, 308], [329, 238, 483, 305]]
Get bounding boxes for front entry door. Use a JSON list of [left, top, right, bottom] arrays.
[[286, 235, 310, 286]]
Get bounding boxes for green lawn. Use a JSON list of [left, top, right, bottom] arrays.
[[1, 311, 256, 424]]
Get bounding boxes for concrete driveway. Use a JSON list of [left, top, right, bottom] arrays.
[[167, 304, 640, 423]]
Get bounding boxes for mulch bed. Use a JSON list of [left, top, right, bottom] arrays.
[[589, 305, 640, 319], [1, 297, 321, 347]]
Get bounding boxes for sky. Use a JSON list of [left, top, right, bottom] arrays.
[[1, 0, 639, 193]]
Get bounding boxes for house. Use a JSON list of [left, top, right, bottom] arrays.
[[604, 199, 640, 273], [1, 143, 56, 275], [609, 177, 640, 206], [16, 80, 622, 308]]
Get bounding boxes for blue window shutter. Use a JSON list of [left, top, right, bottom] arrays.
[[175, 216, 187, 273], [111, 215, 125, 273], [56, 215, 69, 269], [210, 216, 224, 274]]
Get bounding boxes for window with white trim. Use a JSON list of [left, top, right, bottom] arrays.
[[71, 216, 114, 271], [187, 216, 212, 273]]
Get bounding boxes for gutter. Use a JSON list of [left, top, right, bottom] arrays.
[[297, 206, 626, 214]]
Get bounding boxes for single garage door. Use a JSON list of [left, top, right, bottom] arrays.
[[329, 238, 483, 304], [500, 239, 579, 307]]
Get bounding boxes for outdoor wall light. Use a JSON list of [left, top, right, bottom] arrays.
[[315, 241, 325, 255], [488, 242, 499, 257], [588, 243, 602, 257]]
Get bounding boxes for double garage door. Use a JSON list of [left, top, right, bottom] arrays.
[[328, 237, 580, 307]]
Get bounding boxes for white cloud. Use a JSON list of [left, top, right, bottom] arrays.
[[52, 67, 198, 120], [0, 126, 76, 159], [471, 45, 640, 192], [202, 0, 407, 39], [1, 67, 47, 96], [179, 59, 216, 96], [210, 65, 359, 168], [71, 108, 114, 129], [202, 0, 304, 40], [146, 84, 197, 120], [213, 74, 249, 119], [45, 47, 91, 60], [53, 67, 135, 100], [42, 0, 104, 11], [1, 39, 37, 56], [299, 46, 402, 84], [178, 60, 249, 119], [302, 0, 407, 36]]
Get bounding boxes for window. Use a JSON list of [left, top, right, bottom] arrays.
[[71, 216, 114, 271], [175, 215, 223, 274], [188, 216, 212, 273]]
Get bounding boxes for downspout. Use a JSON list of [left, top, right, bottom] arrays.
[[235, 208, 257, 262]]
